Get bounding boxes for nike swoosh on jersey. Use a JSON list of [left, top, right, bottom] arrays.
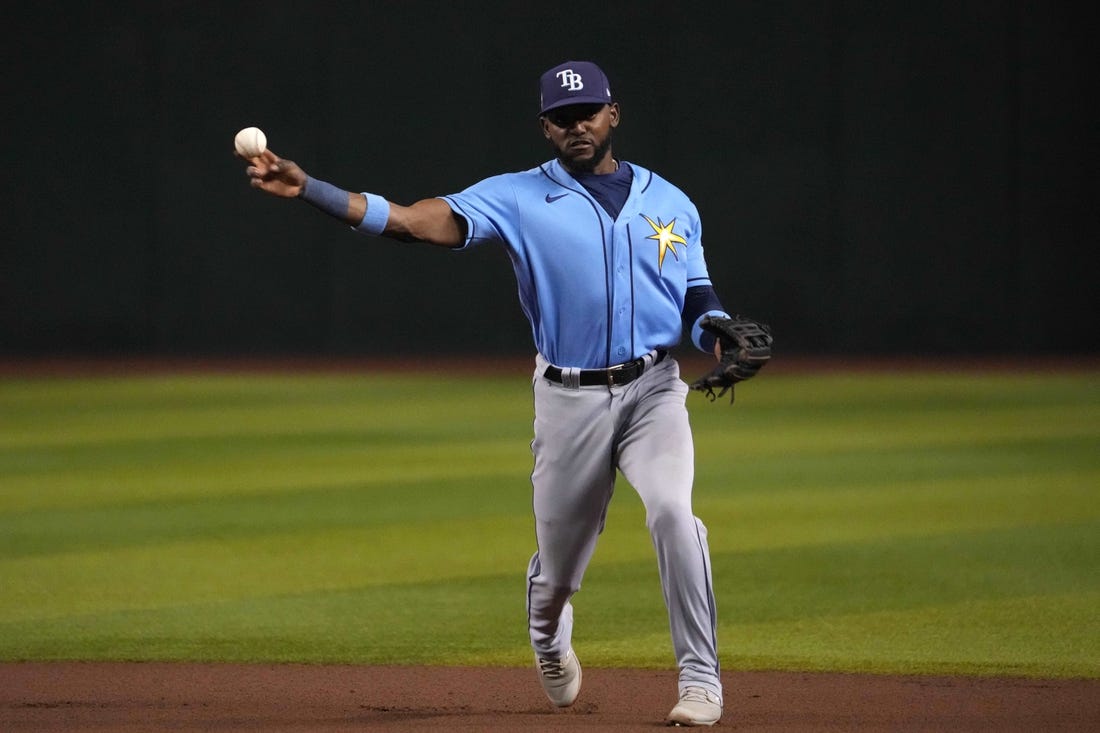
[[545, 193, 569, 203]]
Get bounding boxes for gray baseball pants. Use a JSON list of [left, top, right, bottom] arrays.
[[525, 352, 722, 698]]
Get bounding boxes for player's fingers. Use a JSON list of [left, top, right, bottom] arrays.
[[245, 160, 281, 183], [234, 148, 263, 164]]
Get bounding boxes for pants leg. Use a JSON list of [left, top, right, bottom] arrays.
[[617, 359, 722, 698], [526, 367, 617, 659]]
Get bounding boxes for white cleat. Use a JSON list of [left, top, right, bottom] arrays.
[[535, 648, 582, 707], [667, 685, 723, 726]]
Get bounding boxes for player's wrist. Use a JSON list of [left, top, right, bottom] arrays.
[[692, 310, 730, 353]]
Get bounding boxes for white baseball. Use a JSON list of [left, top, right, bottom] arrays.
[[234, 126, 267, 158]]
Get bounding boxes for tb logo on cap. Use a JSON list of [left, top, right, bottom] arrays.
[[556, 69, 584, 91]]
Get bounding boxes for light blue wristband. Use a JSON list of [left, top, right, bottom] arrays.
[[692, 310, 731, 351], [354, 192, 390, 236]]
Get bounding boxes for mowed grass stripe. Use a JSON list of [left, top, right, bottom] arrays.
[[0, 471, 536, 558], [0, 438, 530, 513], [0, 430, 525, 475], [695, 435, 1099, 493], [720, 592, 1100, 678], [721, 371, 1095, 410], [0, 514, 536, 623], [0, 572, 534, 665], [0, 374, 534, 447], [699, 471, 1096, 555]]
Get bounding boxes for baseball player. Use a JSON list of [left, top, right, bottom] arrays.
[[240, 60, 770, 727]]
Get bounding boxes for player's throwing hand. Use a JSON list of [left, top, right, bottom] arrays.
[[243, 149, 307, 199]]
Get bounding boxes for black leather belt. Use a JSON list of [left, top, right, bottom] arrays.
[[544, 350, 667, 387]]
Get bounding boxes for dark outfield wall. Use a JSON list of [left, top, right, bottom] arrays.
[[3, 1, 1096, 357]]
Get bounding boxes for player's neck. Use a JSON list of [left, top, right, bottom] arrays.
[[563, 153, 618, 176]]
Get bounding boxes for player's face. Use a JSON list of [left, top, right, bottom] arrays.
[[541, 103, 620, 174]]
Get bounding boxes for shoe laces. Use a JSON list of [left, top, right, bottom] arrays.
[[537, 657, 568, 679]]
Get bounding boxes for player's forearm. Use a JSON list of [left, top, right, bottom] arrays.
[[299, 177, 461, 248], [682, 285, 729, 354]]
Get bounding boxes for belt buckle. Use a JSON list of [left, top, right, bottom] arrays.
[[605, 362, 625, 387], [606, 359, 640, 387]]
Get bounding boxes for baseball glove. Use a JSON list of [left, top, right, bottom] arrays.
[[690, 315, 773, 404]]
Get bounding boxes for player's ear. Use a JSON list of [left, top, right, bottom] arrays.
[[539, 117, 553, 139], [608, 103, 620, 128]]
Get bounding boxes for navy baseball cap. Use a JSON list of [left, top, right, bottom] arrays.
[[538, 61, 613, 116]]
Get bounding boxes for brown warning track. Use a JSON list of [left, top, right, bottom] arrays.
[[1, 663, 1097, 732]]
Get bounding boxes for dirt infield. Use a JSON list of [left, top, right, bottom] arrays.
[[2, 663, 1098, 732]]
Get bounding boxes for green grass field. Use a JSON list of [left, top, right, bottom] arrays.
[[1, 365, 1097, 678]]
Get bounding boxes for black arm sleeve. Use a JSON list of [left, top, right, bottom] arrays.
[[682, 285, 726, 354]]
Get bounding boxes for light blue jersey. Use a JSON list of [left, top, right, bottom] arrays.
[[443, 158, 717, 369]]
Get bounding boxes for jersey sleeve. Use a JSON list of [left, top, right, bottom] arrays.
[[440, 174, 518, 250], [683, 215, 730, 352], [684, 208, 712, 288]]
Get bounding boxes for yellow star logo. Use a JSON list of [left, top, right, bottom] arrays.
[[643, 215, 687, 273]]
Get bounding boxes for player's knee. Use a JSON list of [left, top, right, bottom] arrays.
[[530, 578, 579, 606], [644, 499, 695, 536]]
